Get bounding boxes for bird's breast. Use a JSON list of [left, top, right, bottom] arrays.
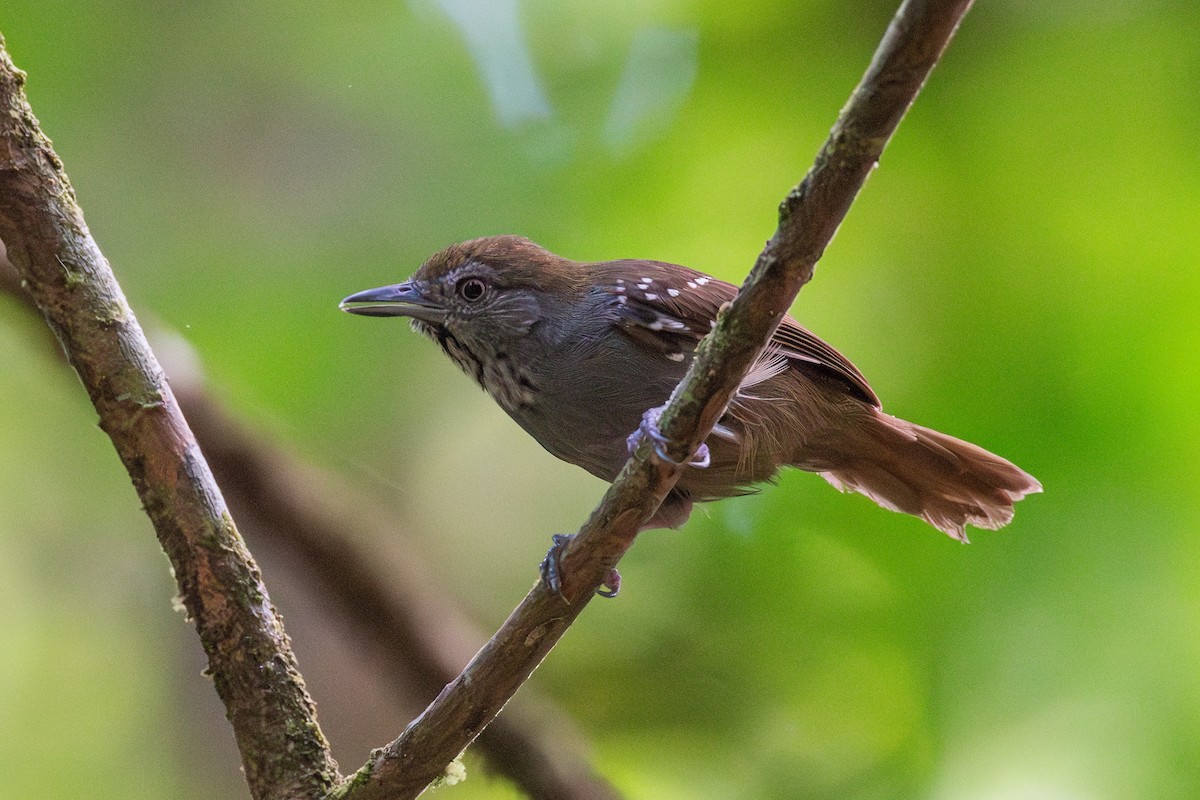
[[497, 332, 685, 481]]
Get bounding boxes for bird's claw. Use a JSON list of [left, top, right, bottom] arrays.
[[596, 569, 621, 598], [540, 533, 621, 600], [626, 406, 711, 468]]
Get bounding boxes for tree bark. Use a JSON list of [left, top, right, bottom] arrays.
[[0, 34, 338, 800], [1, 0, 974, 794], [333, 0, 975, 797]]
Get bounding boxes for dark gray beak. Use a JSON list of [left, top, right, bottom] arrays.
[[339, 281, 446, 323]]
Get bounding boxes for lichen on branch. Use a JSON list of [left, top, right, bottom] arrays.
[[332, 1, 976, 798], [0, 35, 339, 800]]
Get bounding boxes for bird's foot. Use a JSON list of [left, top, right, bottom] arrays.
[[626, 405, 710, 468], [540, 533, 621, 600]]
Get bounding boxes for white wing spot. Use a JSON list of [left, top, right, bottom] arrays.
[[686, 281, 697, 289], [667, 288, 680, 297], [666, 352, 685, 362], [637, 283, 650, 290], [695, 276, 710, 285], [640, 277, 653, 283], [644, 293, 659, 301], [616, 295, 627, 305], [614, 285, 625, 293]]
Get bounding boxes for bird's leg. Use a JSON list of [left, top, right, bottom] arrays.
[[626, 405, 711, 467], [542, 406, 707, 601], [540, 533, 621, 600]]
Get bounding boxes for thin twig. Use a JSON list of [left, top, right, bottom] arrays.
[[0, 35, 339, 800], [333, 0, 974, 797]]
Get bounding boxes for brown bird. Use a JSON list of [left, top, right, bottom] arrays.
[[342, 235, 1040, 561]]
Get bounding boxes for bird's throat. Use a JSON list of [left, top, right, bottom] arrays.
[[423, 324, 537, 412]]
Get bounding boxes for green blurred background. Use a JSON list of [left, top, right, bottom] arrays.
[[2, 1, 1198, 798]]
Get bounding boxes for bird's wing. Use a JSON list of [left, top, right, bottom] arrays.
[[594, 259, 880, 407]]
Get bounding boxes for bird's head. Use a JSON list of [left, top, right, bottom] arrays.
[[340, 235, 590, 327], [340, 235, 591, 385]]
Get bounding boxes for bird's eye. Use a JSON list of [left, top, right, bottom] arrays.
[[457, 277, 486, 302]]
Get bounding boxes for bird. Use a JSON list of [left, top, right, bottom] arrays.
[[341, 235, 1040, 586]]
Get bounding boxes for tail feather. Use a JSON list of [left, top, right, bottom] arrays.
[[817, 410, 1041, 541]]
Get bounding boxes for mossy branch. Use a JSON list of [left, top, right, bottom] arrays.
[[4, 242, 626, 800], [0, 34, 338, 800], [332, 1, 975, 798]]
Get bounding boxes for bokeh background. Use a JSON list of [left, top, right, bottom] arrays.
[[2, 1, 1198, 798]]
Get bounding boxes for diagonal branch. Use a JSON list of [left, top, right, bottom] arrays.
[[0, 35, 339, 800], [167, 358, 623, 800], [3, 245, 623, 800], [334, 0, 974, 797]]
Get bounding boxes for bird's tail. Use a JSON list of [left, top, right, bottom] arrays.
[[816, 409, 1041, 541]]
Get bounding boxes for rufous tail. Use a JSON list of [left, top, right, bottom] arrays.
[[817, 410, 1041, 541]]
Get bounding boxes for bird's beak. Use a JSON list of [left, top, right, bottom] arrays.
[[339, 281, 447, 323]]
